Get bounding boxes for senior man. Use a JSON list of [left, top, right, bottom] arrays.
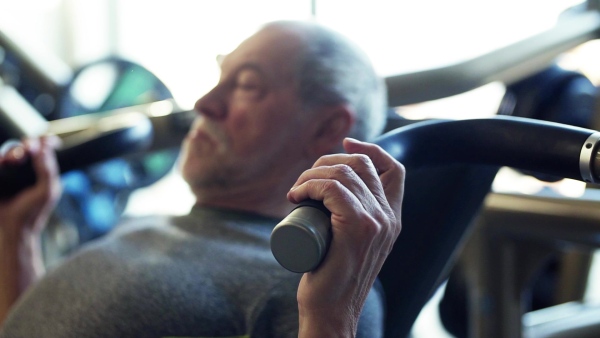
[[0, 20, 404, 337]]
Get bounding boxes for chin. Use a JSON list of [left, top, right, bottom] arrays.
[[181, 157, 232, 189]]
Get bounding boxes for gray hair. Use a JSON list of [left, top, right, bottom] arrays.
[[266, 21, 388, 142]]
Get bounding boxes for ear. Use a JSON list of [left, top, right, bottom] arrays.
[[307, 104, 355, 156]]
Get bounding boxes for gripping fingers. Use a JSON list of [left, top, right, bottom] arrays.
[[288, 177, 366, 222], [31, 137, 60, 182], [0, 142, 27, 166], [343, 138, 405, 222], [309, 153, 381, 202], [32, 137, 62, 199], [288, 164, 382, 218], [12, 137, 62, 208]]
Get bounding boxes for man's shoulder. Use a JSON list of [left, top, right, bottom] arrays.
[[41, 214, 186, 277], [111, 214, 176, 236], [94, 214, 195, 248]]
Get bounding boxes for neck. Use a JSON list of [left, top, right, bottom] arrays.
[[193, 176, 298, 219]]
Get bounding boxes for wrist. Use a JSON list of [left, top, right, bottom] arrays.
[[1, 222, 41, 251], [0, 225, 44, 286], [298, 305, 358, 338]]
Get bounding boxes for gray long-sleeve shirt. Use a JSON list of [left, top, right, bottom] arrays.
[[1, 206, 384, 338]]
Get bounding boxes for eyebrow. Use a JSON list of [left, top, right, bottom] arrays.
[[222, 62, 268, 81]]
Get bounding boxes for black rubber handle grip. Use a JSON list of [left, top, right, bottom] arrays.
[[271, 199, 332, 273], [0, 116, 152, 200]]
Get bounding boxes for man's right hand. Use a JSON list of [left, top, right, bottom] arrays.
[[0, 136, 62, 238], [0, 136, 62, 325], [290, 138, 405, 337]]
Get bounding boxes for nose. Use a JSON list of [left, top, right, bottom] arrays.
[[194, 85, 227, 120]]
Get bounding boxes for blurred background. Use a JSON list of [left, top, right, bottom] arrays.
[[2, 0, 600, 336], [1, 0, 589, 117], [1, 0, 591, 213]]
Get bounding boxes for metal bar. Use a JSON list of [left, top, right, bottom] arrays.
[[385, 11, 600, 107]]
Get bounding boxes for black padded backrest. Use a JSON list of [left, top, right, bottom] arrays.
[[380, 164, 498, 337], [378, 114, 498, 337]]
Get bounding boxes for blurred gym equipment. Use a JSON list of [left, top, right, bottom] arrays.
[[438, 63, 600, 338], [379, 2, 600, 337], [0, 28, 193, 251]]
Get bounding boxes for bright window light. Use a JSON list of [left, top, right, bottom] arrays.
[[114, 0, 312, 109]]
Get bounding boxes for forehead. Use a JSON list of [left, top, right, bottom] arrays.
[[220, 26, 307, 80]]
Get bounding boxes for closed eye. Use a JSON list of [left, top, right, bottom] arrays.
[[233, 68, 265, 98]]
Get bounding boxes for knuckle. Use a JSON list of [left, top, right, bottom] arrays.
[[395, 161, 406, 175], [331, 163, 354, 177], [321, 180, 342, 194], [351, 154, 372, 168], [359, 214, 383, 238]]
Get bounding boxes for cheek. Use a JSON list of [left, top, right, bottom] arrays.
[[228, 113, 280, 151], [227, 97, 305, 154]]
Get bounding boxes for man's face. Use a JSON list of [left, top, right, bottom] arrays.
[[180, 26, 313, 193]]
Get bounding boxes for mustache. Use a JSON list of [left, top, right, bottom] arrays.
[[189, 118, 228, 145]]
